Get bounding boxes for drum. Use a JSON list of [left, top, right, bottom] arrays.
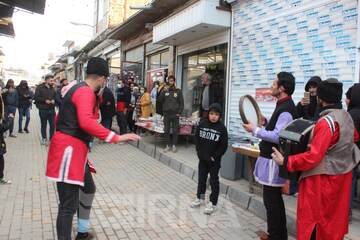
[[278, 118, 315, 179], [239, 95, 262, 126], [279, 118, 315, 155]]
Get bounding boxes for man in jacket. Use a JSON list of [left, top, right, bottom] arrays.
[[46, 57, 140, 240], [2, 79, 18, 137], [55, 78, 69, 107], [158, 75, 184, 153], [200, 73, 223, 118], [34, 75, 56, 145], [16, 80, 33, 133], [116, 80, 131, 134], [243, 72, 297, 240], [272, 79, 360, 240], [100, 86, 116, 130]]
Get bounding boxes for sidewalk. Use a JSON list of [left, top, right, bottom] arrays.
[[0, 112, 288, 240], [133, 134, 360, 240]]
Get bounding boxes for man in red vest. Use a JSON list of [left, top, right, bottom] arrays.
[[46, 57, 140, 240]]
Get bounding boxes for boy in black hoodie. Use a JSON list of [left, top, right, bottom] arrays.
[[191, 103, 228, 214]]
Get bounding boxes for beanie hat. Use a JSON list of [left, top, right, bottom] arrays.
[[317, 78, 343, 104], [305, 76, 322, 91], [86, 57, 109, 77], [209, 103, 223, 116]]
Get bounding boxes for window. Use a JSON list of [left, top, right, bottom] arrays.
[[147, 51, 170, 70]]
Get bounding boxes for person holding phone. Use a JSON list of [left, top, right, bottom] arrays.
[[297, 76, 322, 120]]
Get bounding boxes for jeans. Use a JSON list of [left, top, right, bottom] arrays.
[[116, 112, 127, 134], [5, 105, 16, 134], [263, 185, 288, 240], [163, 114, 179, 146], [39, 109, 55, 140], [101, 117, 113, 130], [57, 166, 95, 239], [126, 110, 135, 132], [18, 107, 30, 131], [197, 160, 221, 205]]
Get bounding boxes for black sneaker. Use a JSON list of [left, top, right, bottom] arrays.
[[24, 129, 29, 134], [75, 232, 95, 240], [18, 130, 23, 133]]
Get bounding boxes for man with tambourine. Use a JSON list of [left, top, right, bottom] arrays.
[[243, 72, 298, 240], [272, 79, 360, 240]]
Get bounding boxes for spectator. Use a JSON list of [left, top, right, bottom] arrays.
[[17, 80, 33, 133], [0, 94, 14, 184], [100, 86, 116, 130], [127, 86, 140, 132], [34, 75, 56, 145], [158, 75, 184, 153], [115, 80, 131, 134], [296, 76, 322, 120], [150, 81, 159, 115], [2, 79, 18, 137], [191, 103, 228, 215], [55, 78, 69, 107], [139, 86, 151, 118], [200, 73, 223, 118], [346, 83, 360, 221], [155, 78, 166, 116]]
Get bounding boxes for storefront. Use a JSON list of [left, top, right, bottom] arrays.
[[227, 0, 359, 136], [123, 45, 144, 84], [153, 0, 231, 118]]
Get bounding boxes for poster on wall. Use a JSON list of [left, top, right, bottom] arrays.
[[255, 88, 276, 102], [146, 68, 168, 92]]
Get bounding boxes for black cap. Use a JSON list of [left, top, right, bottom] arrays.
[[317, 78, 343, 104], [209, 103, 223, 116], [86, 57, 109, 77]]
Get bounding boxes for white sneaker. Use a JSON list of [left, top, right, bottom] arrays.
[[164, 145, 170, 152], [190, 198, 204, 208], [172, 145, 177, 153], [204, 203, 217, 215], [0, 178, 11, 184], [40, 138, 47, 145]]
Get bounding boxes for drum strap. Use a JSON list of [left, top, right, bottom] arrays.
[[324, 115, 335, 135]]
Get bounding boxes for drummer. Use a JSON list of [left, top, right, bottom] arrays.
[[243, 72, 297, 240]]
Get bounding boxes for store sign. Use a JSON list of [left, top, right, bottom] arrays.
[[255, 88, 276, 102]]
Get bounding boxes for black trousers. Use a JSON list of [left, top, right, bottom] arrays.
[[0, 154, 4, 179], [116, 112, 127, 135], [263, 185, 288, 240], [197, 160, 221, 205], [126, 110, 136, 132], [56, 166, 95, 240], [39, 109, 55, 140], [163, 114, 179, 146]]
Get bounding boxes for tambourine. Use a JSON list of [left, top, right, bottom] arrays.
[[239, 95, 262, 126]]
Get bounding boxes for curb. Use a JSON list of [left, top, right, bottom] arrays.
[[129, 140, 298, 235]]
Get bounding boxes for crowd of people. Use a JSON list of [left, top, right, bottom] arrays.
[[0, 58, 359, 240]]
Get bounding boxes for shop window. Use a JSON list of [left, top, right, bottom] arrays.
[[182, 44, 227, 117], [147, 50, 170, 70]]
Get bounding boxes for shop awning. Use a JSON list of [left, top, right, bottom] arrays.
[[0, 0, 47, 14], [107, 0, 192, 40], [0, 4, 14, 37], [153, 0, 231, 45]]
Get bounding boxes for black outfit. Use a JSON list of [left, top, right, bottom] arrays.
[[195, 105, 228, 205], [127, 93, 139, 133], [296, 77, 322, 121], [200, 83, 223, 118], [100, 87, 115, 130], [0, 118, 11, 179], [17, 86, 33, 132], [260, 97, 297, 240], [34, 83, 56, 140], [155, 85, 165, 115], [56, 165, 95, 240], [347, 83, 360, 148], [115, 86, 131, 134], [158, 86, 184, 146]]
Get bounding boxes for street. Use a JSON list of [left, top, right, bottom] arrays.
[[0, 114, 279, 240]]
